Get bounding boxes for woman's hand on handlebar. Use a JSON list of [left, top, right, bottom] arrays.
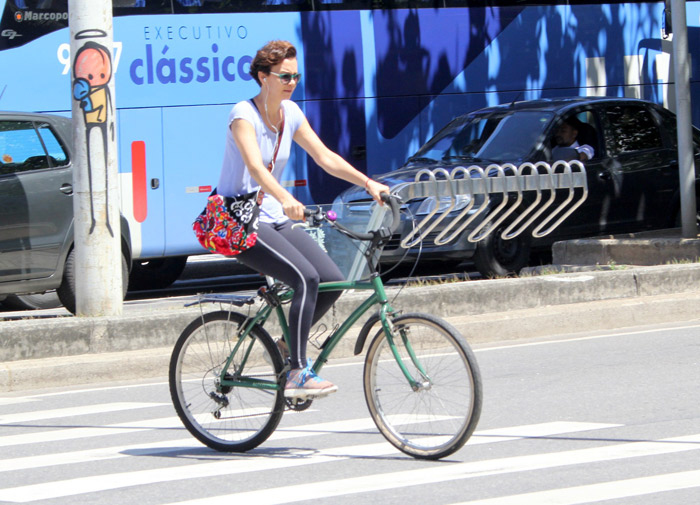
[[365, 179, 390, 205], [281, 195, 306, 221]]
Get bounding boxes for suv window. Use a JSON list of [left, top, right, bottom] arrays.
[[0, 121, 69, 175], [604, 105, 662, 154], [656, 106, 700, 153], [413, 110, 554, 163]]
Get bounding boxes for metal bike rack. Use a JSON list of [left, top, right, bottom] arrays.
[[346, 160, 588, 281]]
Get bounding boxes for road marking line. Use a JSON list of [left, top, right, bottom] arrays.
[[153, 434, 700, 505], [476, 323, 700, 352], [0, 421, 614, 473], [0, 403, 167, 424], [451, 469, 700, 504], [1, 425, 679, 503], [0, 416, 182, 448], [0, 398, 37, 406], [0, 406, 324, 448], [0, 439, 397, 502]]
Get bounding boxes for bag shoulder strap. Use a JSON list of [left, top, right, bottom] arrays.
[[248, 98, 285, 204]]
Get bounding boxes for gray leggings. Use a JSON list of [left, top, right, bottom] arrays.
[[236, 220, 344, 369]]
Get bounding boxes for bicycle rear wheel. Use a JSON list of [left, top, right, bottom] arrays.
[[169, 310, 285, 452], [363, 313, 482, 460]]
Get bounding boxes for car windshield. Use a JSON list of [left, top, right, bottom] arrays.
[[411, 110, 554, 163]]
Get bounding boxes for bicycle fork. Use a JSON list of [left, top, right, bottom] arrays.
[[379, 310, 432, 392]]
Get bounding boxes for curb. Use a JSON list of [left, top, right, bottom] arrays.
[[2, 263, 700, 392], [552, 231, 700, 266]]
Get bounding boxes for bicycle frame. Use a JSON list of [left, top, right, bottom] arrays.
[[216, 273, 426, 393]]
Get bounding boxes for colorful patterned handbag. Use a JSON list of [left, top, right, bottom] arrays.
[[193, 115, 283, 255], [192, 191, 261, 256]]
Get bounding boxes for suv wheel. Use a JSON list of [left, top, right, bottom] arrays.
[[57, 249, 129, 315], [472, 219, 531, 278]]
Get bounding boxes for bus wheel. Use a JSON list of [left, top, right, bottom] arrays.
[[128, 256, 188, 291]]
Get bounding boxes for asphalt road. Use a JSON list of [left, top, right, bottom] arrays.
[[2, 320, 698, 504]]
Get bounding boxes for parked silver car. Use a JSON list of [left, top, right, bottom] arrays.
[[0, 111, 132, 313]]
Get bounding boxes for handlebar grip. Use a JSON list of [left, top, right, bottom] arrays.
[[381, 192, 401, 235], [338, 192, 401, 242]]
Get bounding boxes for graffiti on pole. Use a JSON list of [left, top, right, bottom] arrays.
[[72, 29, 115, 236]]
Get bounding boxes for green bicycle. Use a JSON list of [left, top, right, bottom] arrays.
[[169, 194, 482, 460]]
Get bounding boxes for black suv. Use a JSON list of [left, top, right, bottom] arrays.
[[335, 97, 700, 277], [0, 111, 132, 314]]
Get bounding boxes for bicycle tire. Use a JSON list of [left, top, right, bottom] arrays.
[[169, 310, 285, 452], [363, 313, 482, 460]]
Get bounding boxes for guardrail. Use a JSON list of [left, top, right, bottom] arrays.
[[346, 160, 588, 281]]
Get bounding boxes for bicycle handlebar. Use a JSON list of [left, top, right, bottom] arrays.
[[303, 192, 402, 242]]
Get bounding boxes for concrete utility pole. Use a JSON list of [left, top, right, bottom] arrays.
[[670, 0, 698, 238], [69, 0, 123, 316]]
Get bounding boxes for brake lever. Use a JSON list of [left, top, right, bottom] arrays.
[[292, 208, 338, 229]]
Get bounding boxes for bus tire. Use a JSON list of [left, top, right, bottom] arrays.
[[128, 256, 188, 291]]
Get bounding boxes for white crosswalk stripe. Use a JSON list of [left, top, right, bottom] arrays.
[[1, 397, 698, 504], [0, 415, 183, 448], [156, 434, 700, 505], [0, 397, 37, 406], [451, 470, 700, 505], [0, 402, 167, 424], [0, 421, 622, 502], [0, 420, 612, 474]]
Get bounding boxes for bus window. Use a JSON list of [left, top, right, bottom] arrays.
[[172, 0, 313, 13], [112, 1, 175, 14]]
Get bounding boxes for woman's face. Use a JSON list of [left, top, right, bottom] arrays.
[[263, 57, 300, 99]]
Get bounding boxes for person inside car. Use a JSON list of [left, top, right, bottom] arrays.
[[552, 116, 595, 161]]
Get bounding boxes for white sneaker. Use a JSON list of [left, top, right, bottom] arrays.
[[284, 367, 338, 399]]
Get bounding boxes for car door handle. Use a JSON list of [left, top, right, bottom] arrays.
[[151, 178, 160, 189], [60, 183, 73, 195]]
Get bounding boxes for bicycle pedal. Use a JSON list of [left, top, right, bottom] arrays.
[[286, 397, 314, 411]]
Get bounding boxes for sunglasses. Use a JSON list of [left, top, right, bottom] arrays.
[[269, 71, 302, 85]]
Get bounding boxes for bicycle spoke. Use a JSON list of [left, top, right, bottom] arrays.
[[170, 311, 285, 452], [364, 313, 482, 459]]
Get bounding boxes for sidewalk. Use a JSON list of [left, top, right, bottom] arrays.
[[1, 229, 699, 392]]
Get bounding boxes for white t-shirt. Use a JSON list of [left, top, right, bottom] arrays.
[[217, 99, 306, 224], [552, 140, 595, 161]]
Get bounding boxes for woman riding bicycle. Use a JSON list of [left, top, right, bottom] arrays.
[[216, 40, 389, 399]]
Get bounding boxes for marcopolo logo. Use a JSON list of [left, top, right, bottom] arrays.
[[14, 10, 69, 23]]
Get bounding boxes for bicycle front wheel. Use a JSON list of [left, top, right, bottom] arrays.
[[169, 310, 285, 452], [364, 313, 482, 460]]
